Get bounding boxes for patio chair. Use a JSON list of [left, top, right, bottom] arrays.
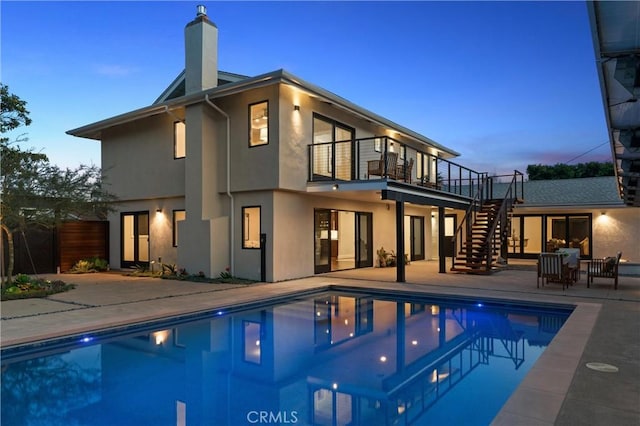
[[537, 252, 566, 290], [397, 158, 414, 183], [367, 152, 398, 179], [587, 252, 622, 289]]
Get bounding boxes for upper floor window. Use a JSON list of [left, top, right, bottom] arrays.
[[249, 101, 269, 147], [174, 121, 186, 159]]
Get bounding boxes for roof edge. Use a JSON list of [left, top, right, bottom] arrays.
[[67, 68, 459, 157]]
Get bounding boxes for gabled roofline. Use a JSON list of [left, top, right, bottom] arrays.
[[154, 70, 186, 104], [67, 69, 459, 157]]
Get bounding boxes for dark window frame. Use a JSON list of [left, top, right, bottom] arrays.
[[174, 121, 186, 159], [242, 205, 261, 249], [248, 100, 269, 148], [172, 209, 186, 247]]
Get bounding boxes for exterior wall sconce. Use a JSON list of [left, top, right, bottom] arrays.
[[156, 208, 162, 214], [332, 184, 339, 190], [601, 211, 606, 215], [294, 105, 300, 111]]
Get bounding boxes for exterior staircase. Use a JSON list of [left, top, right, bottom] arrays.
[[451, 172, 523, 274]]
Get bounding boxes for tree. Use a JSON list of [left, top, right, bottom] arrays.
[[1, 85, 116, 285], [526, 162, 615, 180], [0, 83, 32, 136]]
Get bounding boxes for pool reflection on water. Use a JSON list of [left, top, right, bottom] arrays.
[[1, 290, 571, 426]]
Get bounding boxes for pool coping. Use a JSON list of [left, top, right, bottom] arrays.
[[491, 301, 601, 425]]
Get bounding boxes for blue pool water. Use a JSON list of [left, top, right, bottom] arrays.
[[1, 289, 572, 426]]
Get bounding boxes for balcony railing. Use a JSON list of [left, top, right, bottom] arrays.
[[308, 136, 493, 199]]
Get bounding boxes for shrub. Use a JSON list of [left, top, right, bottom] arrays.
[[1, 276, 75, 300], [69, 257, 109, 273]]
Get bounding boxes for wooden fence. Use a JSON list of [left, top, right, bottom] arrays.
[[1, 221, 109, 275]]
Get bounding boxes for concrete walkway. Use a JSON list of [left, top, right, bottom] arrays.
[[1, 262, 639, 425]]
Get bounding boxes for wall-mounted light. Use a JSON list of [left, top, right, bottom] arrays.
[[293, 105, 300, 111], [601, 211, 607, 216], [156, 208, 162, 214], [332, 184, 339, 191]]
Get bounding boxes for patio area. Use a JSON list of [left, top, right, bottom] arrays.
[[1, 262, 639, 425]]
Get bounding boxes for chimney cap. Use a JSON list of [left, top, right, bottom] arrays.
[[196, 5, 207, 17]]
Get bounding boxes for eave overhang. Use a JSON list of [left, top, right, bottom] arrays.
[[67, 69, 459, 158]]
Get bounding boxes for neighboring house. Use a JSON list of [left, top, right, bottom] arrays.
[[495, 177, 639, 270], [68, 6, 502, 282]]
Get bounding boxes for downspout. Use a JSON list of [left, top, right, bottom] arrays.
[[204, 95, 234, 276]]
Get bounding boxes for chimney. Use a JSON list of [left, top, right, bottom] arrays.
[[185, 5, 218, 94]]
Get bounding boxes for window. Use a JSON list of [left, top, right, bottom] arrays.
[[249, 101, 269, 147], [374, 137, 382, 153], [242, 206, 261, 249], [174, 121, 185, 159], [173, 210, 186, 247], [312, 114, 355, 180], [546, 215, 591, 257]]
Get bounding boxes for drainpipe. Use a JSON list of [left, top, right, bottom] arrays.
[[204, 94, 234, 276]]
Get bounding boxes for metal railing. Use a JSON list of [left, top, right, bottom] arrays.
[[308, 136, 489, 199], [451, 170, 525, 272]]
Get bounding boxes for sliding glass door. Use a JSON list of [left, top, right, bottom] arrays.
[[314, 209, 372, 273]]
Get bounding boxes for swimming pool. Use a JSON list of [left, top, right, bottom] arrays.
[[1, 289, 572, 425]]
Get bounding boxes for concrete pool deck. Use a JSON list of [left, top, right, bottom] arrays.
[[1, 261, 639, 425]]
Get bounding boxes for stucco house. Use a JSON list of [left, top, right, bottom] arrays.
[[68, 6, 517, 282], [68, 6, 634, 282]]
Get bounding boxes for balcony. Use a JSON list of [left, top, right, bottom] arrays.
[[308, 136, 489, 200]]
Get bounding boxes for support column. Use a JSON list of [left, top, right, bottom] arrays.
[[396, 200, 405, 283], [438, 206, 446, 273]]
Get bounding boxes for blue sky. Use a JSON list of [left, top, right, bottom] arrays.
[[1, 1, 609, 175]]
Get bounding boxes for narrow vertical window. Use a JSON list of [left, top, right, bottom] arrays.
[[242, 206, 261, 249], [173, 210, 186, 247], [249, 101, 269, 147], [174, 121, 186, 159]]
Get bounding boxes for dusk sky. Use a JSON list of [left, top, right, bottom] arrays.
[[2, 1, 609, 176]]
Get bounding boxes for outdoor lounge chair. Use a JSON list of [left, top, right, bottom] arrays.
[[367, 152, 398, 179], [587, 252, 622, 289], [537, 252, 566, 290], [397, 158, 414, 183]]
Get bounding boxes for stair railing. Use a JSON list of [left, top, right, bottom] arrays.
[[451, 172, 490, 270], [482, 170, 524, 272]]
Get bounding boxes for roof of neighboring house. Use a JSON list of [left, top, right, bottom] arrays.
[[513, 176, 624, 208], [67, 69, 460, 158]]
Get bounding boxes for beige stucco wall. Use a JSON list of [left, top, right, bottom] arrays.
[[100, 111, 187, 270], [96, 82, 463, 279], [592, 207, 639, 263], [102, 113, 185, 200], [230, 190, 437, 282], [179, 103, 230, 276], [105, 198, 185, 270]]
